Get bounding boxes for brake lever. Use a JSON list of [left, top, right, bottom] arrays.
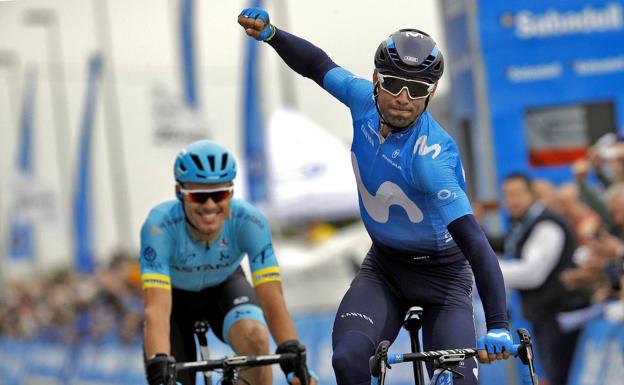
[[516, 329, 538, 385]]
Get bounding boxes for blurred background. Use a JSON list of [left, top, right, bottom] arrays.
[[0, 0, 623, 384]]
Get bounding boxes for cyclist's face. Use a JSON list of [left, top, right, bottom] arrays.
[[502, 178, 534, 220], [178, 182, 232, 241], [373, 71, 434, 128]]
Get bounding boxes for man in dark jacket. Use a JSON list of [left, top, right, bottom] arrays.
[[498, 173, 590, 385]]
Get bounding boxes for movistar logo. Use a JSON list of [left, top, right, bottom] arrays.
[[414, 135, 441, 159], [508, 3, 624, 39], [351, 153, 423, 223]]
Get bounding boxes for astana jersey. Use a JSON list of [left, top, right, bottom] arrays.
[[139, 198, 280, 291], [324, 67, 473, 256]]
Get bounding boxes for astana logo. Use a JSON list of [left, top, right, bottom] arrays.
[[351, 153, 423, 223]]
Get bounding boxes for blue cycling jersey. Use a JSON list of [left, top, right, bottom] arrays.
[[323, 67, 472, 255], [139, 198, 280, 291]]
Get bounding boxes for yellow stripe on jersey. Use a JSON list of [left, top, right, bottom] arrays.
[[142, 273, 172, 290], [252, 266, 281, 287]]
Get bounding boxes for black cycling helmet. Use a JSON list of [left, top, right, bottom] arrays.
[[374, 29, 444, 83]]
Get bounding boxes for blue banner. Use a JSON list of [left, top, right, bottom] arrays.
[[477, 0, 624, 184], [6, 66, 37, 261], [73, 54, 103, 274], [568, 317, 624, 385], [180, 0, 198, 109], [242, 0, 268, 203]]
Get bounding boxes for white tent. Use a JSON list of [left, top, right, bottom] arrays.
[[263, 107, 359, 223]]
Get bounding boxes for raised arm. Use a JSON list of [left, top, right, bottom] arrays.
[[238, 8, 338, 87]]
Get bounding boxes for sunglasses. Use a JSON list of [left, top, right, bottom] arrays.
[[377, 73, 435, 100], [179, 186, 233, 204]]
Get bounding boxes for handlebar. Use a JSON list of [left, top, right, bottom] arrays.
[[174, 351, 309, 385], [175, 352, 299, 372], [370, 329, 538, 385]]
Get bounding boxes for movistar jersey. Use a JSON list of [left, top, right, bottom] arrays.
[[324, 67, 472, 255], [140, 198, 280, 292]]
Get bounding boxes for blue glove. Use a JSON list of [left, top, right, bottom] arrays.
[[476, 328, 513, 355], [239, 7, 276, 41]]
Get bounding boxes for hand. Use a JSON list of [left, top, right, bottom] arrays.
[[145, 354, 176, 385], [588, 233, 624, 262], [476, 329, 513, 364], [571, 159, 591, 181], [238, 7, 276, 41], [276, 340, 318, 385]]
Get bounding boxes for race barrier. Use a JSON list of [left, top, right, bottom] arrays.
[[1, 310, 621, 385]]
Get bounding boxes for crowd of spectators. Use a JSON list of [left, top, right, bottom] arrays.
[[475, 134, 624, 307], [542, 138, 624, 304], [0, 252, 143, 345]]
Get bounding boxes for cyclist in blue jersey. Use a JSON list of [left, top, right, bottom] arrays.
[[140, 140, 314, 385], [239, 8, 513, 385]]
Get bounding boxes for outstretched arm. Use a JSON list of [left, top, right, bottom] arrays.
[[447, 214, 513, 364], [448, 214, 509, 330]]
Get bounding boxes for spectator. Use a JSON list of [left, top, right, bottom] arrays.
[[561, 184, 624, 299], [556, 183, 602, 245], [496, 173, 591, 385], [532, 178, 558, 210]]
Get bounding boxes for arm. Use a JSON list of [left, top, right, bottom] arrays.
[[255, 281, 297, 344], [139, 210, 175, 356], [447, 214, 510, 330], [267, 28, 338, 87], [144, 287, 172, 356], [238, 9, 337, 87], [498, 221, 564, 290]]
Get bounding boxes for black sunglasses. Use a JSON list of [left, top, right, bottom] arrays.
[[378, 73, 435, 100], [179, 186, 233, 204]]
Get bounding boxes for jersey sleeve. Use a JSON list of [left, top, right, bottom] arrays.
[[409, 136, 473, 225], [139, 212, 174, 290], [323, 67, 375, 119], [235, 204, 281, 287]]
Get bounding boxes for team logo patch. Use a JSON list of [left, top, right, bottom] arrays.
[[143, 246, 157, 262]]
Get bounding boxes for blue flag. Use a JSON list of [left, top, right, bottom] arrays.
[[7, 66, 37, 261], [180, 0, 198, 110], [242, 0, 268, 203], [73, 54, 103, 274]]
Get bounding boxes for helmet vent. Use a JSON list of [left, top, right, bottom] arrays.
[[195, 174, 206, 179], [191, 154, 204, 171], [421, 54, 436, 69], [179, 162, 187, 172], [387, 47, 401, 62], [219, 172, 228, 178], [220, 153, 228, 170], [207, 155, 215, 171]]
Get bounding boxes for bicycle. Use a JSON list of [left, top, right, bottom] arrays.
[[173, 349, 309, 385], [370, 306, 539, 385]]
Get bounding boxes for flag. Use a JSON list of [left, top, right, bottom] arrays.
[[180, 0, 198, 109], [73, 54, 103, 274], [242, 0, 268, 203], [7, 66, 37, 261]]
